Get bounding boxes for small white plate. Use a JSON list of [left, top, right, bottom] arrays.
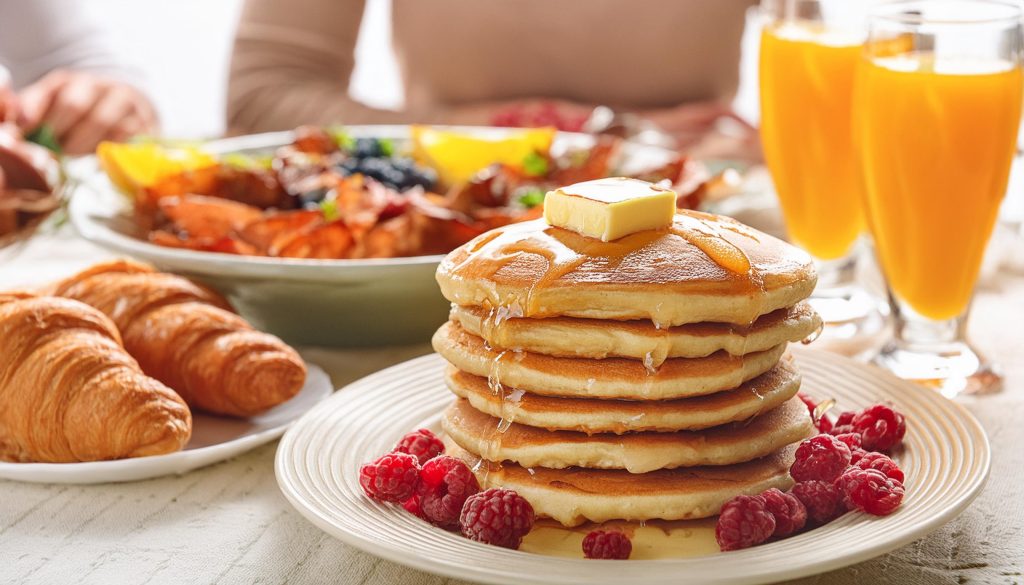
[[0, 364, 332, 484], [275, 349, 990, 585]]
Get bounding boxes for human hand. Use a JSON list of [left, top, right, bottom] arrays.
[[437, 99, 595, 132], [0, 66, 17, 124], [641, 100, 761, 161], [17, 69, 158, 155]]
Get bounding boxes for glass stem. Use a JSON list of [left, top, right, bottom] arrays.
[[874, 294, 1002, 397]]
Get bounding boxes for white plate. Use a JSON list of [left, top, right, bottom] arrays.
[[275, 349, 990, 585], [67, 127, 678, 347], [0, 364, 332, 484]]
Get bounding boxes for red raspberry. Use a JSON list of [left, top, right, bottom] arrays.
[[459, 488, 535, 549], [829, 424, 856, 436], [417, 456, 480, 529], [816, 414, 834, 434], [849, 447, 868, 465], [854, 452, 905, 483], [760, 488, 807, 537], [790, 480, 844, 525], [835, 411, 856, 427], [402, 494, 424, 519], [836, 468, 905, 515], [359, 452, 420, 503], [790, 435, 852, 482], [833, 432, 862, 451], [394, 428, 445, 464], [852, 404, 906, 452], [582, 530, 632, 559], [715, 495, 776, 551], [798, 393, 833, 433]]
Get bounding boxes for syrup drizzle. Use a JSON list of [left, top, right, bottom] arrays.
[[444, 211, 764, 322]]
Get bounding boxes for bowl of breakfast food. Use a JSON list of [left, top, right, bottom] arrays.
[[69, 125, 709, 347], [273, 177, 989, 584]]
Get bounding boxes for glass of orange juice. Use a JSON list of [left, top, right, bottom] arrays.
[[760, 0, 886, 349], [855, 0, 1023, 396]]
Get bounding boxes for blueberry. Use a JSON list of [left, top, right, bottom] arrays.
[[353, 137, 383, 158]]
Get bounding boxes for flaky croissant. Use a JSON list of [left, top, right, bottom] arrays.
[[0, 292, 192, 462], [49, 260, 307, 417]]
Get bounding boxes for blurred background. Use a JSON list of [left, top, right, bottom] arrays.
[[87, 0, 761, 137]]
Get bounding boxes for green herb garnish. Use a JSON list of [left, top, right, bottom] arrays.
[[517, 187, 546, 209], [320, 196, 340, 221], [378, 138, 395, 157], [522, 151, 549, 177], [327, 125, 356, 152], [25, 124, 61, 154]]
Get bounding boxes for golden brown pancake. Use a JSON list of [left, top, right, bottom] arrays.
[[432, 320, 786, 400], [444, 359, 803, 433], [451, 302, 821, 365], [442, 396, 813, 473], [449, 443, 797, 526], [435, 214, 816, 327]]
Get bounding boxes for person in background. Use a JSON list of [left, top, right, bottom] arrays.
[[228, 0, 759, 160], [0, 0, 158, 155]]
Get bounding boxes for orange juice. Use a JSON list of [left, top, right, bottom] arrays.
[[856, 55, 1023, 320], [760, 23, 865, 260]]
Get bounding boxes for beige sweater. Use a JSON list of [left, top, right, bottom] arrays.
[[228, 0, 755, 134]]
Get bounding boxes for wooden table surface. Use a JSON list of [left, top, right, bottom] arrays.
[[2, 228, 1022, 585]]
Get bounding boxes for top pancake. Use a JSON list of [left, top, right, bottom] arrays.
[[436, 212, 816, 327]]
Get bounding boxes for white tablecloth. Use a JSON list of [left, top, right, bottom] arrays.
[[2, 228, 1023, 585]]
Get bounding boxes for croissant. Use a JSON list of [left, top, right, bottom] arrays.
[[0, 292, 192, 462], [49, 260, 307, 417]]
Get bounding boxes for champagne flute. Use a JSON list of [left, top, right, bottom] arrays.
[[855, 0, 1023, 396], [759, 0, 887, 351]]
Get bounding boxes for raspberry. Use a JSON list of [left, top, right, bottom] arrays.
[[798, 392, 833, 433], [854, 452, 905, 483], [835, 411, 856, 427], [402, 494, 424, 519], [836, 468, 905, 515], [816, 414, 834, 434], [715, 495, 776, 551], [849, 447, 868, 465], [359, 452, 420, 503], [760, 488, 807, 537], [829, 424, 856, 436], [852, 404, 906, 452], [833, 432, 862, 451], [417, 456, 480, 529], [459, 488, 535, 549], [582, 530, 632, 559], [790, 480, 844, 525], [790, 434, 852, 482], [394, 428, 445, 464]]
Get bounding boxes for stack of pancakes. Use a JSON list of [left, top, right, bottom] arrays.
[[432, 211, 821, 527]]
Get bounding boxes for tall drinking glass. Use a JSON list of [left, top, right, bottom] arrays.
[[855, 0, 1023, 396], [760, 0, 886, 348]]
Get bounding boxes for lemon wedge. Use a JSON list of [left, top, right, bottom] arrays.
[[97, 141, 216, 196], [410, 126, 556, 186]]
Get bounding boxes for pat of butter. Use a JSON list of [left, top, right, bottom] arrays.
[[543, 177, 677, 241]]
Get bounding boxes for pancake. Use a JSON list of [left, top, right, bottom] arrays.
[[449, 443, 797, 526], [435, 214, 816, 327], [432, 320, 787, 400], [444, 359, 803, 433], [442, 396, 813, 473], [451, 301, 821, 365]]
